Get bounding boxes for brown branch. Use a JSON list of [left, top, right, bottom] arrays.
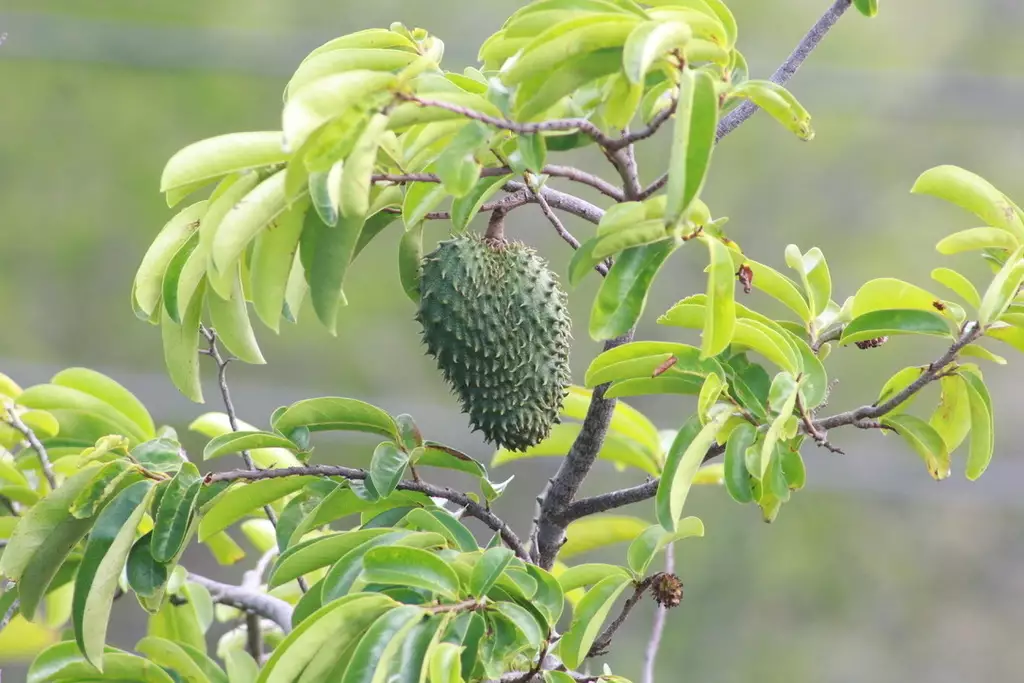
[[206, 465, 530, 561], [503, 181, 604, 226], [187, 572, 293, 634], [373, 165, 623, 201], [588, 577, 654, 658], [525, 178, 609, 276], [3, 405, 57, 489], [641, 0, 854, 199], [607, 100, 678, 151]]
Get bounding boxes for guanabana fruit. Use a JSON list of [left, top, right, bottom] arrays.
[[416, 232, 572, 452]]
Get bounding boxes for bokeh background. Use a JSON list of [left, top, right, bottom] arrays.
[[2, 1, 1024, 681]]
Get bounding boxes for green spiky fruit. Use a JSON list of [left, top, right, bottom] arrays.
[[416, 232, 572, 452]]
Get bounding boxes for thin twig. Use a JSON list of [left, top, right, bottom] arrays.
[[641, 0, 853, 198], [186, 572, 293, 634], [504, 181, 605, 226], [588, 577, 654, 657], [3, 406, 57, 490], [0, 598, 19, 632], [527, 178, 609, 276], [207, 465, 530, 561], [643, 546, 674, 683], [373, 166, 623, 201]]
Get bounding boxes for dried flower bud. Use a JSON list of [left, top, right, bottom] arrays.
[[855, 336, 889, 349], [737, 264, 754, 294], [652, 573, 683, 608]]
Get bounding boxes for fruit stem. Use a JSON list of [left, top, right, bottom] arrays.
[[486, 207, 507, 241]]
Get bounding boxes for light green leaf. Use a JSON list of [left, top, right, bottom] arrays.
[[429, 642, 462, 683], [664, 69, 718, 226], [282, 71, 397, 149], [656, 412, 728, 531], [362, 546, 460, 600], [403, 176, 449, 227], [960, 369, 995, 480], [561, 386, 663, 459], [839, 309, 952, 345], [881, 413, 951, 480], [492, 422, 660, 476], [570, 220, 670, 286], [626, 517, 704, 576], [744, 259, 811, 322], [211, 170, 290, 277], [434, 123, 489, 197], [398, 222, 424, 303], [29, 642, 176, 683], [269, 529, 394, 588], [589, 240, 680, 341], [585, 341, 724, 388], [152, 462, 202, 563], [451, 174, 514, 230], [697, 373, 725, 423], [978, 246, 1024, 327], [198, 477, 318, 541], [204, 431, 300, 461], [556, 563, 630, 595], [51, 368, 154, 440], [514, 47, 623, 121], [936, 227, 1019, 255], [699, 235, 736, 358], [341, 112, 390, 219], [912, 165, 1024, 240], [727, 79, 813, 140], [161, 279, 206, 403], [15, 383, 148, 445], [876, 366, 925, 414], [74, 480, 155, 667], [558, 573, 632, 669], [623, 20, 692, 84], [852, 278, 943, 317], [931, 267, 981, 309], [929, 374, 971, 453], [161, 132, 286, 195], [470, 547, 514, 598], [369, 441, 409, 497], [560, 515, 650, 560], [207, 267, 265, 365], [226, 650, 260, 683], [784, 246, 831, 319], [853, 0, 879, 16], [134, 202, 207, 319], [959, 344, 1007, 365], [273, 397, 398, 440], [339, 605, 426, 683], [137, 636, 228, 683], [759, 372, 799, 478]]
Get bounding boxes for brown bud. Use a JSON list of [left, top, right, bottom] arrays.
[[932, 300, 947, 311], [737, 264, 754, 294], [651, 355, 679, 378], [651, 573, 683, 609], [855, 336, 889, 350]]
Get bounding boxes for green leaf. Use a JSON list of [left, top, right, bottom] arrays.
[[321, 531, 422, 602], [723, 421, 756, 503], [560, 515, 649, 560], [132, 437, 187, 474], [931, 267, 981, 309], [929, 374, 971, 453], [727, 79, 814, 140], [340, 605, 425, 683], [369, 441, 410, 497], [656, 413, 727, 531], [570, 220, 670, 286], [912, 165, 1024, 240], [743, 259, 811, 322], [226, 650, 259, 683], [198, 477, 318, 541], [392, 614, 445, 683], [204, 431, 300, 461], [590, 239, 680, 341], [134, 202, 206, 319], [585, 341, 724, 387], [416, 443, 488, 478], [362, 546, 461, 600], [273, 397, 399, 440], [282, 71, 397, 149], [398, 222, 425, 303], [561, 386, 663, 459], [851, 278, 943, 317], [623, 20, 692, 84], [559, 573, 633, 669], [257, 593, 397, 683], [248, 197, 310, 331], [759, 372, 799, 478], [69, 459, 141, 519], [697, 373, 725, 423], [960, 369, 995, 480], [161, 132, 287, 195], [340, 112, 390, 219], [936, 227, 1019, 255], [206, 268, 264, 365], [544, 673, 576, 683], [839, 309, 952, 345], [493, 422, 659, 476], [74, 480, 156, 666], [556, 563, 631, 594], [0, 462, 101, 581], [300, 209, 366, 334], [451, 174, 514, 230], [211, 170, 288, 277], [978, 247, 1024, 326], [664, 69, 718, 226], [429, 642, 462, 683], [161, 278, 206, 403], [403, 177, 449, 228], [698, 236, 737, 358], [880, 413, 951, 480], [137, 636, 228, 683], [16, 383, 149, 445], [514, 48, 623, 122], [784, 246, 831, 319], [626, 517, 704, 576], [127, 533, 169, 601], [876, 366, 925, 413], [435, 123, 490, 197], [469, 547, 514, 599], [269, 529, 394, 588], [153, 462, 202, 563], [29, 642, 177, 683], [51, 368, 154, 440], [960, 344, 1007, 365], [853, 0, 879, 16]]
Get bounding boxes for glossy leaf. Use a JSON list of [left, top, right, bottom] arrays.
[[198, 477, 318, 541], [936, 227, 1019, 255], [137, 636, 228, 683], [744, 259, 811, 322], [470, 547, 514, 598], [931, 267, 981, 309], [570, 220, 670, 286], [339, 605, 425, 683], [204, 431, 300, 461], [73, 480, 155, 666], [912, 165, 1024, 240], [724, 421, 756, 503], [560, 515, 650, 559], [29, 643, 176, 683], [623, 20, 691, 84], [657, 413, 727, 531], [978, 247, 1024, 326], [558, 573, 632, 669], [626, 517, 704, 576], [273, 397, 399, 440], [341, 112, 389, 219], [851, 278, 944, 318], [665, 68, 718, 226], [881, 413, 951, 480], [51, 368, 154, 440], [369, 441, 409, 497], [876, 366, 924, 413], [152, 462, 201, 563], [362, 546, 460, 600], [429, 642, 463, 683], [853, 0, 878, 16], [728, 79, 814, 140], [590, 240, 680, 341], [269, 529, 394, 588], [207, 268, 265, 365], [301, 209, 365, 334], [960, 369, 995, 480], [451, 174, 513, 230], [161, 278, 206, 403], [760, 372, 799, 478], [561, 386, 666, 459], [161, 132, 287, 195], [839, 309, 951, 345], [282, 71, 396, 149]]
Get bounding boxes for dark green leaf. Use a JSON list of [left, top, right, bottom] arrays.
[[127, 533, 169, 600], [301, 208, 364, 334], [132, 437, 185, 474], [399, 223, 425, 303], [152, 462, 202, 563], [723, 422, 756, 503], [590, 240, 680, 341]]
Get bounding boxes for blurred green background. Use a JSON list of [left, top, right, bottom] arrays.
[[3, 1, 1024, 681]]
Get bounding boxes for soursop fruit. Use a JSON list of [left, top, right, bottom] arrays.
[[416, 232, 572, 451]]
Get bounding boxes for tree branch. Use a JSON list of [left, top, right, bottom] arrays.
[[587, 577, 653, 658], [606, 100, 678, 151], [3, 405, 57, 490], [641, 0, 853, 198], [206, 465, 530, 561], [373, 165, 624, 201], [557, 324, 981, 521], [186, 572, 293, 634], [643, 546, 674, 683], [533, 331, 634, 569], [504, 181, 605, 225], [525, 178, 609, 276]]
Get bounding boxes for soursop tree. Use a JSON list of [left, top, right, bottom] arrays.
[[2, 0, 1021, 681]]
